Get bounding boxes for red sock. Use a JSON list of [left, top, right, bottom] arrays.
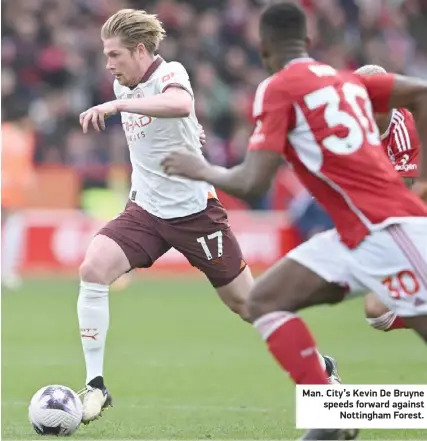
[[255, 312, 329, 385], [386, 316, 408, 331]]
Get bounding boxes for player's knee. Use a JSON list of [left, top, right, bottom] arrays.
[[364, 293, 389, 319], [231, 297, 251, 322], [364, 295, 396, 331], [215, 286, 251, 322], [79, 258, 111, 285]]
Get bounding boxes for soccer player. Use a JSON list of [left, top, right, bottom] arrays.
[[356, 65, 421, 333], [162, 3, 427, 440], [77, 8, 340, 424]]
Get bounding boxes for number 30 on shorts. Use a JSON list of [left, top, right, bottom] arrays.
[[197, 231, 223, 260], [381, 270, 420, 299]]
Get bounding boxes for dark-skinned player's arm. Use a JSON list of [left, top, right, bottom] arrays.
[[360, 74, 427, 201], [162, 81, 287, 200]]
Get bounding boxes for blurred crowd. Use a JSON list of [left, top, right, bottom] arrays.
[[3, 0, 427, 181]]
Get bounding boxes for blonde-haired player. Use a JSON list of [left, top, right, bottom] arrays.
[[78, 9, 339, 424], [356, 64, 420, 332]]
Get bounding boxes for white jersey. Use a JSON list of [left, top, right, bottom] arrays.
[[114, 56, 215, 219]]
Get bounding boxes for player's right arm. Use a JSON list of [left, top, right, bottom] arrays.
[[359, 73, 427, 200]]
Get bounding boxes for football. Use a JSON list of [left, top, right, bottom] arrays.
[[28, 385, 83, 436]]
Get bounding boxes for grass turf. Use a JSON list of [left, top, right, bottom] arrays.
[[2, 277, 426, 439]]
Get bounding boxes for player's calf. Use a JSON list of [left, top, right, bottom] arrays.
[[248, 258, 347, 385], [364, 293, 407, 332], [402, 315, 427, 342], [77, 234, 132, 423], [247, 258, 345, 321]]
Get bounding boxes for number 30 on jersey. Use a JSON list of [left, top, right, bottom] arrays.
[[304, 81, 380, 155]]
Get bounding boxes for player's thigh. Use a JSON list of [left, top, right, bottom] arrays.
[[81, 202, 170, 285], [364, 292, 391, 318], [162, 199, 247, 290], [248, 229, 366, 320], [350, 220, 427, 319]]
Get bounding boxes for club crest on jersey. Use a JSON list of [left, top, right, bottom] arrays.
[[127, 87, 144, 99]]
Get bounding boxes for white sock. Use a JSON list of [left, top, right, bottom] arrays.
[[77, 281, 109, 385], [316, 349, 327, 372]]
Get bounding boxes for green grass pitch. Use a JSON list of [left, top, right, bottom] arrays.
[[2, 277, 426, 440]]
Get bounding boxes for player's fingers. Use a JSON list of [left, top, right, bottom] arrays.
[[79, 111, 87, 127], [82, 112, 91, 134], [99, 113, 106, 131], [91, 111, 100, 132], [161, 157, 172, 169]]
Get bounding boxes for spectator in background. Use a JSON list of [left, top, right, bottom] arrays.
[[1, 100, 35, 289], [2, 0, 427, 211]]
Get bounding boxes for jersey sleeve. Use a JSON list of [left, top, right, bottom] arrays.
[[393, 110, 420, 177], [159, 62, 193, 98], [357, 73, 395, 113], [248, 78, 293, 154]]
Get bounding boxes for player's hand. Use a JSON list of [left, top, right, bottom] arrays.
[[161, 149, 209, 181], [199, 124, 207, 146], [413, 180, 427, 203], [79, 101, 118, 134]]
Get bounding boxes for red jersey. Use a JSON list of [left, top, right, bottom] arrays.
[[249, 58, 427, 248], [381, 108, 419, 177]]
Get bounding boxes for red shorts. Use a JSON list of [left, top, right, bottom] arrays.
[[98, 199, 246, 287]]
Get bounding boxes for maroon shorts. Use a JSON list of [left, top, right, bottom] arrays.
[[98, 199, 246, 287]]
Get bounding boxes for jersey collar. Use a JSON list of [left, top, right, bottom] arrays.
[[284, 57, 314, 68]]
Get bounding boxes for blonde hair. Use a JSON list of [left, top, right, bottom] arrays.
[[101, 9, 166, 53], [354, 65, 387, 76]]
